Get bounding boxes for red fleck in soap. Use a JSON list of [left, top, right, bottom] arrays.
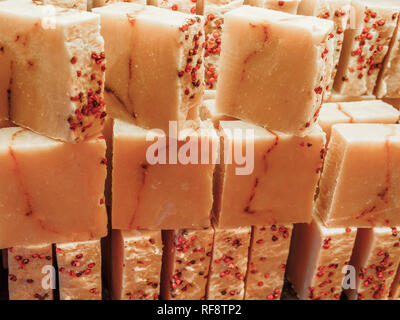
[[111, 230, 163, 300], [207, 226, 251, 300], [0, 127, 107, 248], [286, 217, 356, 300], [316, 123, 400, 227], [8, 244, 53, 300], [148, 0, 198, 14], [161, 228, 214, 300], [245, 0, 301, 14], [215, 5, 334, 135], [345, 227, 400, 300], [0, 1, 106, 142], [214, 121, 326, 228], [244, 224, 292, 300], [56, 240, 102, 300]]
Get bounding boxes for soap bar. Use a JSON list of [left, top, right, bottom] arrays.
[[318, 103, 351, 141], [148, 0, 198, 14], [245, 0, 300, 14], [215, 5, 334, 135], [214, 121, 326, 228], [346, 227, 400, 300], [94, 3, 204, 134], [111, 230, 162, 300], [207, 226, 251, 300], [0, 127, 107, 248], [383, 98, 400, 109], [112, 118, 218, 230], [298, 0, 351, 93], [0, 1, 106, 142], [8, 244, 53, 300], [286, 218, 357, 300], [326, 93, 376, 103], [42, 0, 88, 9], [244, 224, 292, 300], [334, 0, 399, 96], [0, 120, 15, 129], [92, 0, 145, 8], [199, 99, 237, 128], [56, 240, 102, 300], [161, 228, 214, 300], [316, 124, 400, 227], [376, 17, 400, 98], [390, 264, 400, 299]]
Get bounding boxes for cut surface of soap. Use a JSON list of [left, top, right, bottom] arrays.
[[215, 5, 334, 135], [161, 228, 214, 300], [112, 119, 218, 230], [111, 230, 162, 300], [244, 0, 300, 14], [0, 1, 106, 142], [316, 123, 400, 227], [56, 240, 102, 300], [94, 3, 204, 134], [0, 127, 107, 248], [92, 0, 145, 8], [8, 244, 53, 300], [148, 0, 198, 14], [286, 217, 356, 300], [207, 226, 251, 300], [244, 224, 292, 300], [214, 121, 326, 228]]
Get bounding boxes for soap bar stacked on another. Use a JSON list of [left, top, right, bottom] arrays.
[[148, 0, 199, 14], [244, 0, 300, 14]]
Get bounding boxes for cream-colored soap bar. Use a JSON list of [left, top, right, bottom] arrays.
[[94, 3, 204, 134], [318, 103, 351, 141], [148, 0, 198, 14], [346, 227, 400, 300], [161, 228, 214, 300], [298, 0, 351, 93], [56, 240, 102, 300], [0, 1, 106, 142], [92, 0, 145, 8], [286, 218, 356, 300], [42, 0, 88, 9], [207, 227, 251, 300], [8, 244, 53, 300], [326, 93, 377, 103], [334, 0, 399, 96], [316, 124, 400, 227], [216, 6, 334, 135], [111, 230, 162, 300], [376, 17, 400, 98], [112, 118, 218, 230], [0, 127, 107, 248], [244, 225, 292, 300], [214, 121, 325, 228], [245, 0, 300, 14]]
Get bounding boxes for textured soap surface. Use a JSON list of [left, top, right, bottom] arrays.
[[245, 0, 300, 14]]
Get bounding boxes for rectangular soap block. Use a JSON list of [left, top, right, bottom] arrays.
[[286, 218, 357, 300], [94, 3, 204, 134], [148, 0, 198, 14], [0, 127, 107, 248], [318, 103, 351, 142], [346, 227, 400, 300], [42, 0, 88, 9], [334, 0, 399, 96], [92, 0, 145, 8], [111, 230, 163, 300], [56, 240, 102, 300], [161, 228, 214, 300], [112, 118, 218, 230], [244, 0, 300, 14], [199, 99, 237, 128], [244, 224, 292, 300], [316, 124, 400, 227], [215, 5, 334, 135], [0, 1, 106, 142], [214, 121, 326, 228], [298, 0, 351, 93], [8, 244, 53, 300], [207, 226, 251, 300]]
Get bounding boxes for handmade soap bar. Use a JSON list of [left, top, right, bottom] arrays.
[[318, 103, 351, 141], [8, 244, 53, 300], [148, 0, 198, 14], [92, 0, 145, 8], [316, 124, 400, 227], [245, 0, 300, 14], [216, 5, 334, 135], [161, 228, 214, 300], [376, 17, 400, 98], [43, 0, 88, 9], [0, 1, 106, 142], [111, 230, 162, 300], [244, 224, 292, 300], [94, 3, 204, 134], [56, 240, 102, 300], [334, 0, 399, 96], [298, 0, 351, 92], [207, 227, 251, 300], [199, 99, 236, 128], [214, 121, 325, 228], [112, 119, 218, 230], [346, 227, 400, 300], [391, 264, 400, 299], [286, 217, 357, 300], [0, 127, 107, 248]]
